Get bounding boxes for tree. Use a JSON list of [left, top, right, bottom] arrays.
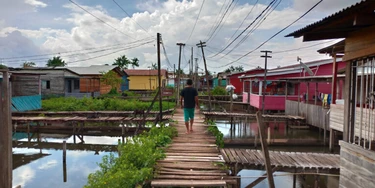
[[224, 65, 243, 73], [46, 56, 66, 67], [112, 55, 140, 70], [151, 63, 158, 70], [0, 64, 7, 69], [175, 69, 184, 75], [131, 58, 139, 69], [22, 62, 36, 68], [100, 70, 122, 94]]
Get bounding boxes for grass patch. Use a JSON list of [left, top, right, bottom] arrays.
[[42, 97, 175, 111], [85, 125, 177, 188]]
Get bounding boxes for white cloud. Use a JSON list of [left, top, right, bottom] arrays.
[[25, 0, 47, 8], [0, 0, 359, 72], [13, 166, 35, 188], [37, 159, 57, 170]]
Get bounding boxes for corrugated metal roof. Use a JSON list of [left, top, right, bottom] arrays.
[[67, 65, 121, 75], [124, 69, 167, 77], [286, 0, 372, 37]]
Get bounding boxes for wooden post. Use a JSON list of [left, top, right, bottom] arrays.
[[197, 41, 212, 111], [285, 81, 288, 102], [255, 111, 275, 188], [63, 141, 67, 182], [297, 83, 300, 116], [0, 70, 12, 188], [293, 168, 297, 188], [267, 126, 271, 144], [245, 167, 278, 188], [157, 33, 163, 120], [331, 54, 338, 104], [329, 128, 334, 152], [315, 82, 318, 105], [230, 90, 234, 113]]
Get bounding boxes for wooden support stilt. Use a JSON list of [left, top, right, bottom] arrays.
[[329, 128, 334, 152], [255, 112, 275, 188], [267, 126, 271, 144], [293, 169, 297, 188], [63, 141, 67, 182], [245, 167, 278, 188]]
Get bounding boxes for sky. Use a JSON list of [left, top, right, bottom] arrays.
[[0, 0, 362, 73]]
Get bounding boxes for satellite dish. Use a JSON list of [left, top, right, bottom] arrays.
[[298, 57, 314, 76]]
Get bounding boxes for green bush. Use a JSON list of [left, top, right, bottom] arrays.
[[207, 125, 224, 148], [211, 87, 227, 96], [85, 126, 177, 188], [42, 97, 175, 111]]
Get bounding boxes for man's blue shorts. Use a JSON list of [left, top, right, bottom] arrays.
[[183, 108, 195, 122]]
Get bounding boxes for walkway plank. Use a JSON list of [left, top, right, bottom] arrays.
[[151, 109, 232, 187]]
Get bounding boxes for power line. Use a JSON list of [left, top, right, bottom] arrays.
[[69, 0, 135, 39], [186, 0, 205, 43], [205, 0, 229, 41], [208, 0, 277, 58], [213, 0, 323, 68], [206, 0, 237, 43], [160, 38, 174, 69], [2, 38, 154, 63], [218, 0, 281, 59], [112, 0, 152, 37]]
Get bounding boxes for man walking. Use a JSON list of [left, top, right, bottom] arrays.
[[180, 79, 199, 134]]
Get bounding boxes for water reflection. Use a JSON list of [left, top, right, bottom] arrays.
[[12, 133, 120, 188]]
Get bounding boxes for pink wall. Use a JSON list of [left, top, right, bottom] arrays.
[[248, 93, 299, 110]]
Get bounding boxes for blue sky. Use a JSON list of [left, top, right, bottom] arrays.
[[0, 0, 361, 72]]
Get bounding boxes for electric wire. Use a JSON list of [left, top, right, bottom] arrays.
[[186, 0, 206, 43], [69, 0, 135, 39], [112, 0, 152, 37], [205, 0, 229, 41], [211, 0, 323, 68], [208, 0, 277, 58]]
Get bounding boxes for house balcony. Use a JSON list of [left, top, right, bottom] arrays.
[[242, 92, 299, 111]]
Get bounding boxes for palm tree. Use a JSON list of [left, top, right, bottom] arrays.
[[131, 58, 139, 69], [22, 62, 36, 68], [46, 56, 66, 67], [151, 63, 158, 70], [113, 55, 131, 70]]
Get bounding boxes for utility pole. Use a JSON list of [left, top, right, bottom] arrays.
[[191, 47, 193, 79], [261, 50, 272, 114], [157, 33, 162, 120], [197, 41, 212, 111], [194, 58, 198, 88], [176, 43, 185, 107]]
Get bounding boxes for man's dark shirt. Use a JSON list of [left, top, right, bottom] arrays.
[[180, 87, 198, 108]]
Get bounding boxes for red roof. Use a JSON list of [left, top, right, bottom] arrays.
[[124, 69, 167, 77]]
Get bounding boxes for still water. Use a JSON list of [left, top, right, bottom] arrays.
[[12, 133, 119, 188], [12, 119, 339, 188]]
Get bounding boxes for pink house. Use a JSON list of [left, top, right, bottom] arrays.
[[240, 59, 346, 111]]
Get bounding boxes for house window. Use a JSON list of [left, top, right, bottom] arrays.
[[74, 80, 80, 90], [42, 80, 50, 89]]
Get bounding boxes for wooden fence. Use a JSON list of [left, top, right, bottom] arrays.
[[285, 100, 329, 130]]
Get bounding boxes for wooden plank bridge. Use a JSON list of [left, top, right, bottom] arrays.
[[203, 111, 305, 121], [12, 115, 172, 123], [221, 148, 340, 174], [151, 109, 237, 187]]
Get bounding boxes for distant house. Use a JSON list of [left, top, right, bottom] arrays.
[[227, 67, 264, 94], [125, 69, 167, 91], [240, 59, 346, 111], [212, 72, 228, 88], [11, 65, 127, 98], [67, 65, 128, 95], [11, 67, 81, 98]]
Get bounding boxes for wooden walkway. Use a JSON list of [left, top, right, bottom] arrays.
[[221, 148, 340, 174], [151, 109, 235, 187], [203, 111, 305, 120], [12, 115, 172, 123]]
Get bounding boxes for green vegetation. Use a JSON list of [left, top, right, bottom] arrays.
[[112, 55, 139, 70], [42, 97, 175, 111], [0, 64, 8, 69], [85, 125, 177, 188], [46, 56, 66, 67], [211, 87, 228, 96], [100, 70, 123, 93], [207, 125, 224, 148]]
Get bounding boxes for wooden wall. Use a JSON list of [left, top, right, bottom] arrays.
[[285, 100, 329, 129], [339, 141, 375, 188], [344, 25, 375, 61], [80, 78, 100, 93], [11, 75, 40, 97], [330, 104, 375, 138]]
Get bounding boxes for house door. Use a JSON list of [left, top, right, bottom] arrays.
[[67, 80, 72, 93]]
